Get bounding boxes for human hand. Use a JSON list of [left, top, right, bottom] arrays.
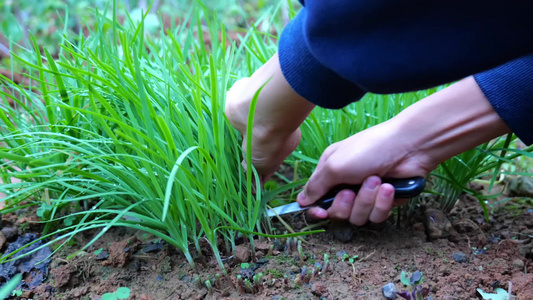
[[298, 76, 510, 226], [226, 78, 302, 182], [298, 121, 433, 225], [225, 53, 315, 184]]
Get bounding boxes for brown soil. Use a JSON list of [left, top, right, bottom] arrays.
[[2, 184, 532, 300]]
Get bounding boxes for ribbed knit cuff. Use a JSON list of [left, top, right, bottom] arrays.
[[278, 9, 366, 109], [474, 54, 533, 145]]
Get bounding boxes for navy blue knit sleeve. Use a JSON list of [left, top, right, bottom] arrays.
[[279, 9, 366, 108], [279, 1, 533, 109], [474, 55, 533, 145]]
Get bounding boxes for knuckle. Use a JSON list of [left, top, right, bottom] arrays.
[[322, 146, 335, 158], [323, 160, 345, 176]]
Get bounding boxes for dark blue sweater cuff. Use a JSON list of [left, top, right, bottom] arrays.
[[278, 9, 366, 109], [474, 54, 533, 145]]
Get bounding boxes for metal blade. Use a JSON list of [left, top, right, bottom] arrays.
[[266, 202, 309, 217]]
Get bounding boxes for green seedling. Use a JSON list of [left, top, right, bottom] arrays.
[[397, 271, 431, 300], [243, 278, 254, 293], [267, 244, 274, 256], [214, 273, 221, 289], [323, 254, 330, 274], [193, 275, 202, 289], [348, 255, 359, 264], [297, 240, 304, 264], [101, 287, 130, 300], [252, 272, 264, 291], [255, 272, 263, 284], [240, 263, 250, 270], [94, 248, 104, 256], [236, 275, 245, 294], [205, 280, 213, 295], [11, 289, 23, 297], [1, 274, 21, 299]]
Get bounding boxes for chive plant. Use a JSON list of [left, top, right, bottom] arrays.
[[0, 1, 290, 271]]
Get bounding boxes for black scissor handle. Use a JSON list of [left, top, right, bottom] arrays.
[[314, 177, 426, 210]]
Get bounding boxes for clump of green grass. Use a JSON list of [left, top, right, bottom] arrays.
[[0, 1, 306, 272]]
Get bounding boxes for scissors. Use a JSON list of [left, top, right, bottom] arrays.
[[266, 177, 426, 217]]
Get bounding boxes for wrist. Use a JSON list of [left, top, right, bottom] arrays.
[[391, 77, 510, 166]]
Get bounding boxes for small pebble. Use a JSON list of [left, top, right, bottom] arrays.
[[336, 250, 347, 260], [382, 282, 397, 299], [234, 245, 250, 263], [452, 252, 468, 263], [512, 259, 524, 269], [311, 282, 328, 297], [1, 227, 18, 241], [508, 176, 533, 197], [272, 239, 284, 252], [96, 250, 110, 260], [332, 223, 354, 243], [141, 241, 163, 253]]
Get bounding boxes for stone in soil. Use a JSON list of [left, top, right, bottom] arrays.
[[452, 252, 468, 263], [0, 231, 5, 250], [331, 221, 355, 243], [96, 250, 110, 260], [254, 241, 270, 251], [519, 242, 533, 258], [234, 244, 250, 263], [102, 236, 139, 267], [0, 226, 18, 241], [50, 264, 76, 288], [424, 208, 456, 240], [508, 176, 533, 197], [272, 239, 285, 252], [382, 282, 397, 299], [140, 240, 164, 253], [512, 259, 524, 269], [311, 282, 328, 297]]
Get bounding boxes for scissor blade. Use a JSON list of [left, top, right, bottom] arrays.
[[266, 202, 308, 217]]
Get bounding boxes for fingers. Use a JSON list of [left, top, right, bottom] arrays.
[[368, 183, 395, 223], [327, 189, 356, 220], [307, 206, 328, 220], [305, 177, 398, 226], [348, 176, 381, 225], [306, 189, 356, 220]]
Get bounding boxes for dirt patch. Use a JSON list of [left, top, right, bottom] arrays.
[[1, 186, 532, 299]]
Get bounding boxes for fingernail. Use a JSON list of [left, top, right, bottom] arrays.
[[297, 192, 306, 204], [315, 209, 328, 219], [365, 176, 380, 190], [384, 186, 395, 198]]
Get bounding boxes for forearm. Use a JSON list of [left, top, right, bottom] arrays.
[[392, 76, 511, 165]]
